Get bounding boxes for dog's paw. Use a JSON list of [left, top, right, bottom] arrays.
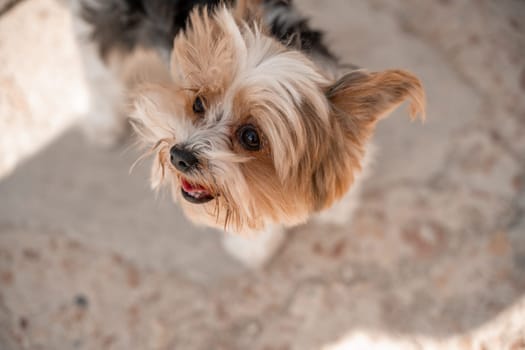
[[222, 226, 286, 269]]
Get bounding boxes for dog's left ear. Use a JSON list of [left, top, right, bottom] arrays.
[[326, 69, 425, 141], [308, 69, 425, 211]]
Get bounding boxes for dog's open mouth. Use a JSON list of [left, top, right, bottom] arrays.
[[180, 177, 215, 204]]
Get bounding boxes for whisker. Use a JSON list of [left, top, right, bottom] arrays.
[[129, 138, 170, 174]]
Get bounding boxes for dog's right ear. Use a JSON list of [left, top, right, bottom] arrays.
[[326, 69, 426, 142]]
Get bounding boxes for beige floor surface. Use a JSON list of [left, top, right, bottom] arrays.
[[0, 0, 524, 349]]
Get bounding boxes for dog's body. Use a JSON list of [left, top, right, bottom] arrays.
[[70, 0, 425, 268]]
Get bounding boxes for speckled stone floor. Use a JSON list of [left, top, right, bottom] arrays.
[[0, 1, 524, 349]]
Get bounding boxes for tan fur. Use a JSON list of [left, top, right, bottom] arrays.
[[312, 69, 426, 210], [130, 5, 426, 235]]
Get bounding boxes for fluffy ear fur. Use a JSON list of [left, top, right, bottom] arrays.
[[327, 69, 426, 139], [310, 69, 425, 211]]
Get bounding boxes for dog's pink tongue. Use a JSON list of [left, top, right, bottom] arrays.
[[181, 178, 207, 193]]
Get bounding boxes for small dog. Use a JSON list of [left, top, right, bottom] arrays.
[[70, 0, 425, 268]]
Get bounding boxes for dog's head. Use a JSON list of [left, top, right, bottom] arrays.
[[131, 5, 425, 233]]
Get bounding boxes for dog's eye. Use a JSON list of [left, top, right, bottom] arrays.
[[192, 96, 205, 115], [237, 124, 261, 151]]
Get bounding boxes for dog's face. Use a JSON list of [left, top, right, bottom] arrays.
[[132, 6, 425, 234]]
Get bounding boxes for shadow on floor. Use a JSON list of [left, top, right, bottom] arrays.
[[1, 125, 524, 349]]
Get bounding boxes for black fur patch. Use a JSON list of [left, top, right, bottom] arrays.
[[263, 0, 336, 62], [80, 0, 335, 63], [81, 0, 229, 58]]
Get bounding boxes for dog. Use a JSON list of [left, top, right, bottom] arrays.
[[70, 0, 425, 268]]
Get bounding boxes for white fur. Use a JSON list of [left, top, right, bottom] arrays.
[[70, 0, 126, 146], [222, 225, 286, 269]]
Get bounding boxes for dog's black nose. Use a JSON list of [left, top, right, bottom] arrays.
[[170, 146, 199, 172]]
